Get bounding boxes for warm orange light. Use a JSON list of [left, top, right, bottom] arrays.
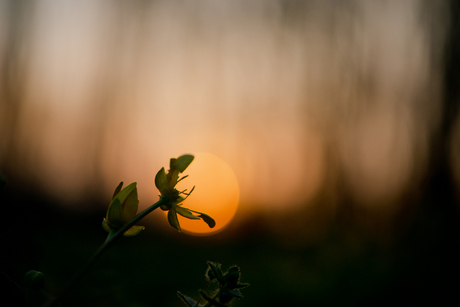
[[171, 152, 240, 235]]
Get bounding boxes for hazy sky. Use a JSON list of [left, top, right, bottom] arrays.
[[0, 0, 455, 235]]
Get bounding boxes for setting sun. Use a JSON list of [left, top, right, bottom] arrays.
[[171, 152, 240, 235]]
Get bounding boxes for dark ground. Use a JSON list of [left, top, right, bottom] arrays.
[[0, 177, 459, 307]]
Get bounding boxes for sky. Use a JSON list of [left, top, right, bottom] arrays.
[[0, 0, 458, 235]]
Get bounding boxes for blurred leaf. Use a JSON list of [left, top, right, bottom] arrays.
[[24, 270, 45, 291], [207, 262, 224, 284], [199, 291, 226, 307], [177, 291, 202, 307]]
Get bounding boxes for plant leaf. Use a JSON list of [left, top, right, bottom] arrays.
[[106, 198, 123, 227], [123, 225, 145, 237], [199, 291, 227, 307], [168, 205, 181, 232], [155, 168, 169, 194], [232, 282, 250, 289], [198, 213, 216, 228], [177, 292, 202, 307], [176, 207, 200, 219], [122, 186, 139, 223], [227, 289, 243, 298], [114, 182, 137, 205], [174, 154, 194, 172], [102, 218, 111, 233], [207, 262, 224, 284], [112, 181, 123, 200]]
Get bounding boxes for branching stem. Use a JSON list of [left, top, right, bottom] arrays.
[[43, 197, 168, 307]]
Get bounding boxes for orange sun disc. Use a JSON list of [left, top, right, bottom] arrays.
[[172, 152, 240, 235]]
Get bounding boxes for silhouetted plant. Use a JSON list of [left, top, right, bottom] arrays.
[[178, 262, 249, 307], [155, 155, 216, 231], [9, 154, 218, 306]]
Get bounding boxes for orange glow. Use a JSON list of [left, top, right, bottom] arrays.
[[169, 152, 240, 235]]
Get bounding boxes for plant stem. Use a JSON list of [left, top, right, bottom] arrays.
[[201, 289, 223, 307], [43, 197, 168, 307], [202, 293, 221, 307], [194, 281, 210, 307]]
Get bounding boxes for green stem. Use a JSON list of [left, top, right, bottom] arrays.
[[43, 197, 168, 307], [194, 281, 210, 307], [202, 293, 221, 307], [202, 289, 223, 307]]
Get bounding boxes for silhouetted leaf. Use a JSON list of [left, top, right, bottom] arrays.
[[177, 291, 202, 307], [199, 213, 216, 228]]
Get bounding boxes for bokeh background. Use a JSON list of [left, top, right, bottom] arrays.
[[1, 0, 460, 306]]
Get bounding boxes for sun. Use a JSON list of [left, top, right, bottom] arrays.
[[173, 152, 240, 235]]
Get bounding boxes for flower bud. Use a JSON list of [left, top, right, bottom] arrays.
[[24, 270, 45, 291]]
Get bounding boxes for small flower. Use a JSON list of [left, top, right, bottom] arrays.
[[155, 154, 215, 232], [178, 262, 249, 307], [202, 262, 249, 305], [102, 182, 145, 236]]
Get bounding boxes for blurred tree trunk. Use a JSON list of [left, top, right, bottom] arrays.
[[0, 0, 33, 173], [401, 0, 460, 304]]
